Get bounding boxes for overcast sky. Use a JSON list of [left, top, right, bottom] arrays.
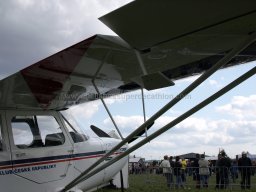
[[0, 0, 131, 77], [1, 0, 256, 160]]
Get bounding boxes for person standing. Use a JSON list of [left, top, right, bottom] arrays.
[[160, 155, 172, 188], [169, 156, 175, 187], [181, 158, 187, 185], [230, 160, 238, 183], [174, 156, 184, 189], [169, 156, 175, 170], [193, 153, 200, 189], [218, 150, 231, 189], [238, 151, 252, 190], [198, 154, 210, 188]]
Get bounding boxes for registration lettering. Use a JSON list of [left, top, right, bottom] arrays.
[[0, 164, 56, 176]]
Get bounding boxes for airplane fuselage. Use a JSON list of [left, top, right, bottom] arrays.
[[0, 109, 128, 192]]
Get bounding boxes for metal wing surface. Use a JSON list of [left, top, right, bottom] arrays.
[[1, 0, 256, 110], [0, 35, 140, 110]]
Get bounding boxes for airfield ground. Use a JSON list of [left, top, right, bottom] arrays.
[[98, 173, 256, 192]]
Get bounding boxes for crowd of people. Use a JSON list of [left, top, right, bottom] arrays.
[[157, 150, 255, 190]]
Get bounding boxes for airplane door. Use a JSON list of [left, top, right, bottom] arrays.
[[6, 110, 73, 184]]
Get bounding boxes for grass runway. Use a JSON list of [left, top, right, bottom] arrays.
[[98, 172, 256, 192]]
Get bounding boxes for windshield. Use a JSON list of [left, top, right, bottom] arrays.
[[61, 110, 88, 139]]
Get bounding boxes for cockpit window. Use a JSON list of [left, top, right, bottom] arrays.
[[12, 121, 33, 146], [11, 115, 65, 149]]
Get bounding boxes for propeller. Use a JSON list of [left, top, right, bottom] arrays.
[[90, 125, 111, 138], [90, 121, 154, 142]]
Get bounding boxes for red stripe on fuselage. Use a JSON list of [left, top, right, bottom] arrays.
[[0, 152, 122, 170]]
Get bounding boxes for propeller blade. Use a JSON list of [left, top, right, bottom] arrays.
[[90, 125, 111, 138]]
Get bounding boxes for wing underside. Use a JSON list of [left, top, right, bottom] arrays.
[[0, 0, 256, 110]]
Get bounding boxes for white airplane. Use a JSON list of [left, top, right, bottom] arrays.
[[0, 0, 256, 192]]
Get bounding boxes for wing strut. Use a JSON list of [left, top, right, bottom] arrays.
[[67, 66, 256, 191], [141, 88, 148, 138], [61, 32, 256, 192], [91, 50, 124, 140]]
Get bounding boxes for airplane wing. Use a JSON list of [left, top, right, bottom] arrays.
[[1, 0, 256, 110]]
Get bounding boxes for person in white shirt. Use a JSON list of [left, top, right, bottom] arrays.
[[160, 155, 173, 188], [198, 154, 210, 188]]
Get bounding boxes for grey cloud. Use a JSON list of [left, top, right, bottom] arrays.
[[225, 121, 256, 140], [103, 114, 256, 154], [216, 95, 256, 120], [0, 0, 132, 78]]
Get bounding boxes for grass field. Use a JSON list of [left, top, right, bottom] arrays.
[[97, 172, 256, 192]]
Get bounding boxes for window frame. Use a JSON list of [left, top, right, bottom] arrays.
[[6, 110, 71, 150]]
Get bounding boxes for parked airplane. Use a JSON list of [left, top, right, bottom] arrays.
[[0, 0, 256, 191]]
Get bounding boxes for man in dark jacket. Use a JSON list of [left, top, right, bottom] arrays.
[[174, 156, 184, 189], [169, 156, 175, 169], [238, 152, 252, 189], [193, 153, 200, 189], [217, 150, 231, 189]]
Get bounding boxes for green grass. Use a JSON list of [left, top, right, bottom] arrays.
[[98, 173, 256, 192]]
